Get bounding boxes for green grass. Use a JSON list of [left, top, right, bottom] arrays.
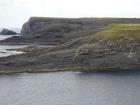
[[75, 24, 140, 55], [96, 24, 140, 40], [94, 18, 117, 21]]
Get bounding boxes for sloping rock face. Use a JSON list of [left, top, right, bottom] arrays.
[[0, 29, 17, 35]]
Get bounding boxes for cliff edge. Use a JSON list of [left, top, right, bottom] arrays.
[[1, 17, 140, 45]]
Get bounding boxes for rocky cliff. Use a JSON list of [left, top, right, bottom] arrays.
[[1, 17, 140, 45], [20, 17, 107, 45]]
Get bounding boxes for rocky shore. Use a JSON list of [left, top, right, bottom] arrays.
[[0, 17, 140, 74]]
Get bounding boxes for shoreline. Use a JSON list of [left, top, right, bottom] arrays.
[[0, 43, 56, 46], [0, 66, 140, 75]]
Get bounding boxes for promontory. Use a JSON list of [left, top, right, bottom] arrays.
[[0, 17, 140, 73]]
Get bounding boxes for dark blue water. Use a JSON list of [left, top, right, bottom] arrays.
[[0, 70, 140, 105]]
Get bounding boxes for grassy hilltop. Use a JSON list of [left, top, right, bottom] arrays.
[[76, 23, 140, 49], [97, 24, 140, 40]]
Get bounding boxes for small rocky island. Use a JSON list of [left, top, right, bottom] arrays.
[[0, 29, 17, 35], [0, 17, 140, 74]]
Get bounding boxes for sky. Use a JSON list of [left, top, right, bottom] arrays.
[[0, 0, 140, 28]]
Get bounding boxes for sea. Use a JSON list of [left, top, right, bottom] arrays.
[[0, 34, 140, 105]]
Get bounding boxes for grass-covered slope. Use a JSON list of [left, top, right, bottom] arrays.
[[97, 24, 140, 40], [77, 24, 140, 50], [74, 24, 140, 70]]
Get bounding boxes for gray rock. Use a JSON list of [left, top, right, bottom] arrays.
[[0, 29, 17, 35]]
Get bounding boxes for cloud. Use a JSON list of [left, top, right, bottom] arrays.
[[0, 0, 140, 28]]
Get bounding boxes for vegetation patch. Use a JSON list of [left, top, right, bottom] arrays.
[[96, 24, 140, 40]]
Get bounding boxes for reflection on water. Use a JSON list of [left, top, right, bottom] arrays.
[[0, 70, 140, 105]]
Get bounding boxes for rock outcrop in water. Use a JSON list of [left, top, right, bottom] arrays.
[[0, 29, 17, 35], [1, 18, 140, 73]]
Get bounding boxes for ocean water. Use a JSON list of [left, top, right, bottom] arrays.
[[0, 35, 25, 57], [0, 71, 140, 105], [0, 45, 25, 57], [0, 35, 15, 40], [0, 35, 140, 105]]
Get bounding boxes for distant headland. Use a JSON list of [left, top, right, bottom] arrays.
[[0, 17, 140, 74]]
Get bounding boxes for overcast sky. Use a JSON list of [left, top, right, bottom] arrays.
[[0, 0, 140, 28]]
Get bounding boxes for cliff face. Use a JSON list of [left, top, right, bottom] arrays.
[[21, 17, 98, 35], [21, 17, 140, 35], [21, 22, 31, 34], [20, 17, 106, 44]]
